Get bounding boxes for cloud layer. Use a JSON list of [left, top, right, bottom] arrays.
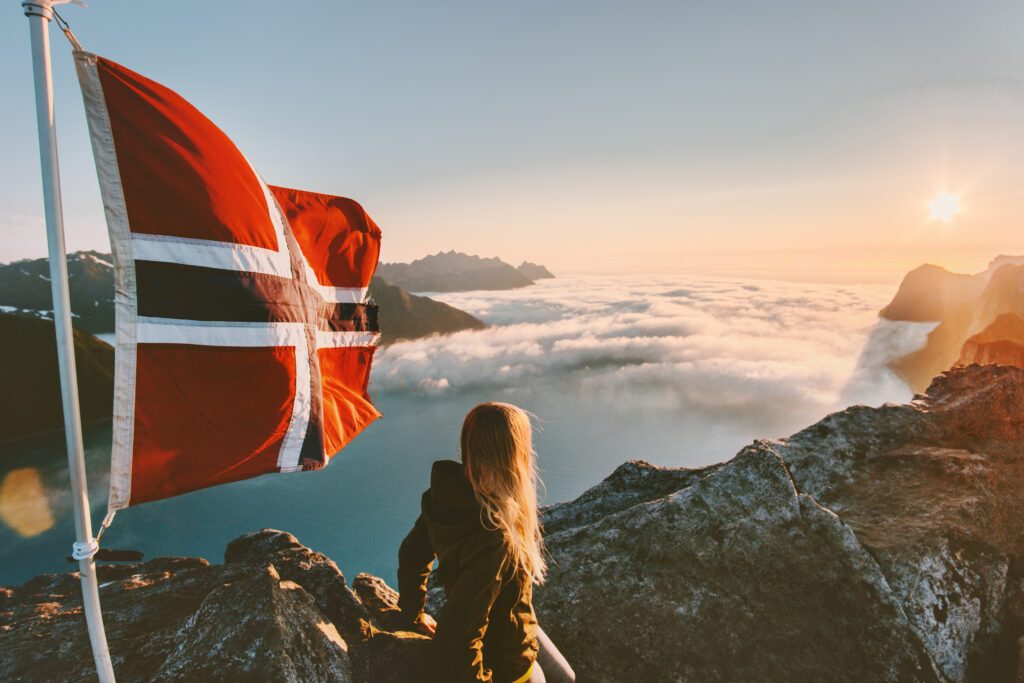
[[372, 275, 916, 433]]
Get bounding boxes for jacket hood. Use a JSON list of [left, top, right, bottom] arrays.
[[422, 460, 485, 540]]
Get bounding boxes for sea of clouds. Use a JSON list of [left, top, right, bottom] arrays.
[[0, 274, 940, 582], [371, 275, 934, 435]]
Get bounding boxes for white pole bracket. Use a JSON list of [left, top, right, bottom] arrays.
[[22, 0, 87, 19], [72, 538, 100, 561]]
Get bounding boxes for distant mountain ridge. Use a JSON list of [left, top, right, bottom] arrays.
[[0, 251, 483, 343], [0, 250, 114, 333], [376, 251, 555, 292], [516, 261, 555, 280], [879, 255, 1024, 391]]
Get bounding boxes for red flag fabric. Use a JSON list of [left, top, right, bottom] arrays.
[[74, 52, 382, 509]]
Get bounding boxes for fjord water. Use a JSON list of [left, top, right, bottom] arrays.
[[0, 275, 909, 585]]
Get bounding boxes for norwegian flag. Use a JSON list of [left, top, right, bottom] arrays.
[[74, 52, 382, 509]]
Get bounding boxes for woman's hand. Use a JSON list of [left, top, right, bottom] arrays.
[[409, 611, 438, 637]]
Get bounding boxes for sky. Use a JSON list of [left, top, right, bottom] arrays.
[[2, 1, 1024, 282]]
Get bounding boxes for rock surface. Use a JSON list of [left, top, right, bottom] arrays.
[[4, 365, 1024, 681], [0, 531, 430, 682], [534, 363, 1024, 682]]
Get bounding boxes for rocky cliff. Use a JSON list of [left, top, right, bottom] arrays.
[[4, 364, 1024, 682], [881, 256, 1024, 391], [536, 363, 1024, 682]]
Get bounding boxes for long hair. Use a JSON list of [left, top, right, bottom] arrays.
[[460, 402, 547, 585]]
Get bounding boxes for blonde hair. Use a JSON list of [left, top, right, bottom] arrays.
[[460, 402, 547, 585]]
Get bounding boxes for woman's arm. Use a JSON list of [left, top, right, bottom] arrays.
[[397, 513, 435, 621], [432, 537, 507, 682]]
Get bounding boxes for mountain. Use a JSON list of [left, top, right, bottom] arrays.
[[5, 364, 1024, 681], [0, 251, 115, 334], [0, 251, 484, 341], [984, 254, 1024, 272], [0, 314, 114, 444], [879, 263, 985, 322], [376, 251, 542, 292], [959, 312, 1024, 368], [880, 256, 1024, 391], [516, 261, 555, 280], [368, 278, 485, 342]]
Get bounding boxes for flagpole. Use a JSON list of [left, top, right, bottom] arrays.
[[21, 2, 116, 680]]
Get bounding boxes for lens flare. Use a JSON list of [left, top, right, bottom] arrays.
[[0, 468, 55, 537]]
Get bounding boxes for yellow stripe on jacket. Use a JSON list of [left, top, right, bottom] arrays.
[[511, 661, 535, 683]]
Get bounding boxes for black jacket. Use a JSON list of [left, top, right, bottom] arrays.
[[398, 460, 539, 683]]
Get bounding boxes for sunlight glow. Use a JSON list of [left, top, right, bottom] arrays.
[[929, 193, 961, 223]]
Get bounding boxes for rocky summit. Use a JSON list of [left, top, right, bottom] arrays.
[[4, 364, 1024, 682]]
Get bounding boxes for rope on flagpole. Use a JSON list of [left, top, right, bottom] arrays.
[[51, 7, 84, 51], [24, 0, 87, 51], [95, 509, 117, 543]]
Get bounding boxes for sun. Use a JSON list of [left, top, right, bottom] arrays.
[[928, 192, 961, 223]]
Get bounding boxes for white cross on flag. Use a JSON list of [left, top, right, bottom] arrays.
[[74, 51, 382, 509]]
